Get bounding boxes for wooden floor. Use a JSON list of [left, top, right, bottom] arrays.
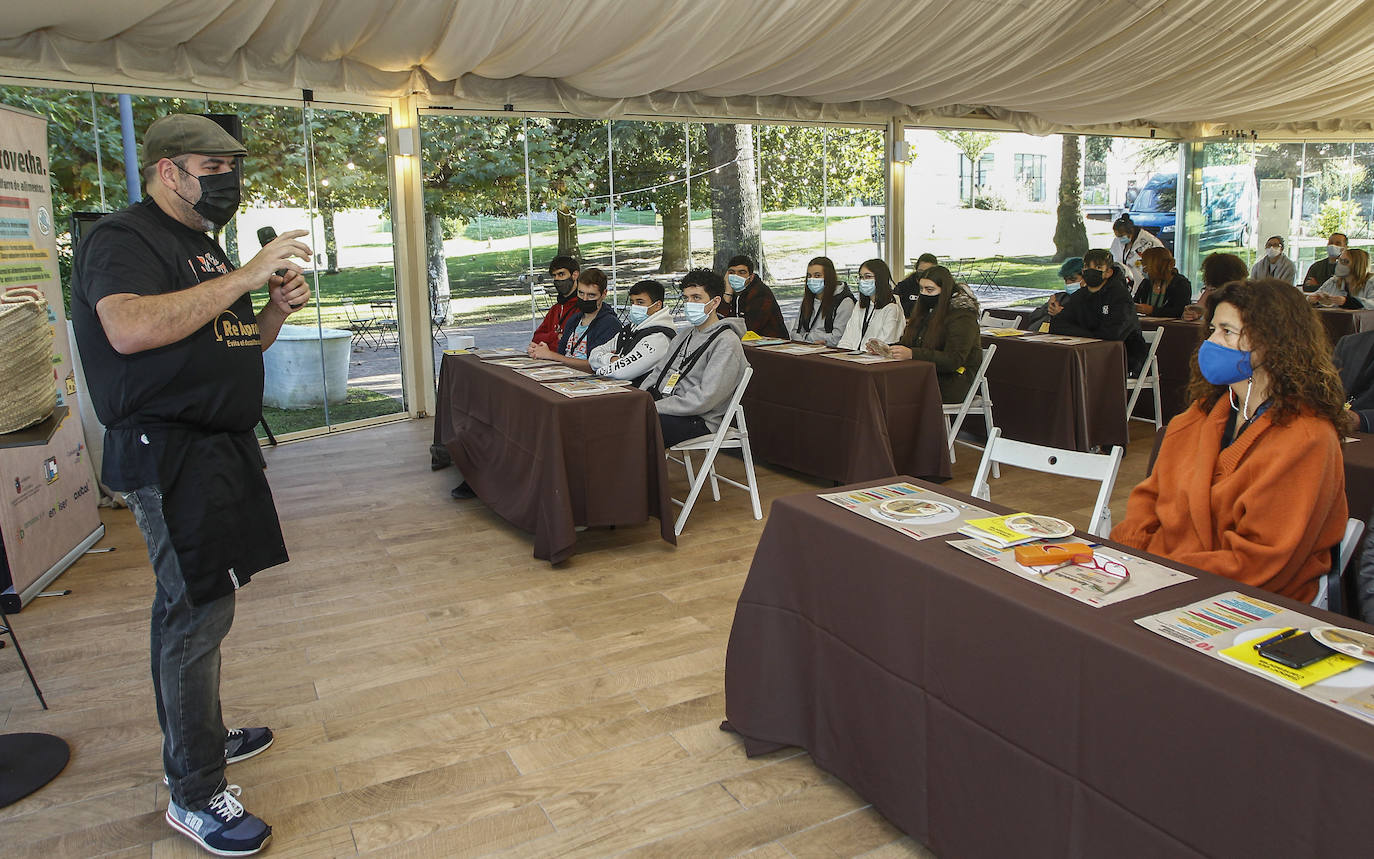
[[1, 416, 1163, 857]]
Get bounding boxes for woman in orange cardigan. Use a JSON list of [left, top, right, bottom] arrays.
[[1111, 278, 1348, 603]]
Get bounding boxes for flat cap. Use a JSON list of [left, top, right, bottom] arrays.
[[141, 114, 247, 169]]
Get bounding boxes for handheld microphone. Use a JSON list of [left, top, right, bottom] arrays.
[[257, 226, 305, 309]]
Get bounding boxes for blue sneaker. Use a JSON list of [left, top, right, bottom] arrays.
[[166, 785, 271, 856], [225, 727, 273, 764]]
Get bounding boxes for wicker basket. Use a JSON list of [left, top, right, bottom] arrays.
[[0, 287, 57, 434]]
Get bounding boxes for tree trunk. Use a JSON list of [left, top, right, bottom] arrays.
[[322, 205, 339, 274], [557, 204, 581, 259], [706, 123, 766, 277], [659, 199, 690, 273], [224, 218, 240, 267], [426, 212, 450, 323], [1053, 134, 1090, 262]]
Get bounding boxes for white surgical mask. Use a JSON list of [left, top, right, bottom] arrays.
[[858, 277, 876, 297], [727, 273, 746, 290], [1328, 244, 1343, 258], [1265, 246, 1281, 259], [806, 277, 825, 294], [628, 304, 649, 324], [684, 300, 711, 325]]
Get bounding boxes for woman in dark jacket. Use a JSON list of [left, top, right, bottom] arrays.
[[1133, 246, 1192, 318], [870, 265, 981, 402]]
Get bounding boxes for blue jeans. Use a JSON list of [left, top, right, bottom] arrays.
[[125, 485, 235, 810]]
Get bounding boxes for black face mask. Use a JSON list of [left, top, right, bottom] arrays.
[[174, 163, 240, 228], [553, 277, 576, 297], [918, 293, 940, 312], [577, 298, 599, 314], [1080, 268, 1105, 289]]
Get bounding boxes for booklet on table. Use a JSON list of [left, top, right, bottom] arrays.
[[818, 481, 996, 541]]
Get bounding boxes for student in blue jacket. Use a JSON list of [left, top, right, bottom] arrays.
[[530, 267, 620, 371]]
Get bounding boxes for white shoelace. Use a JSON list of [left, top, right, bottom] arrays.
[[207, 785, 245, 820]]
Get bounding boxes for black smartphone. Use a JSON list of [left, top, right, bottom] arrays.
[[1257, 632, 1336, 669]]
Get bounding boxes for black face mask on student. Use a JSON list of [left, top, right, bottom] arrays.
[[918, 293, 940, 312], [577, 298, 599, 314], [1080, 268, 1106, 289], [553, 278, 575, 296]]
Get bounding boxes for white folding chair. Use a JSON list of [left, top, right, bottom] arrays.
[[970, 427, 1125, 538], [943, 344, 998, 473], [1126, 328, 1165, 429], [666, 366, 762, 536], [1314, 518, 1365, 612], [979, 312, 1019, 330]]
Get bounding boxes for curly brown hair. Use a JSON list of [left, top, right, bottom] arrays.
[[1186, 278, 1347, 428]]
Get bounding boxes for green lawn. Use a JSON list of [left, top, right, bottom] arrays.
[[256, 388, 403, 437]]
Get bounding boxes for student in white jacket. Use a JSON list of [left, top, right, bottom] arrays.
[[589, 279, 677, 384], [837, 258, 905, 350], [790, 255, 855, 347], [1110, 214, 1164, 287]]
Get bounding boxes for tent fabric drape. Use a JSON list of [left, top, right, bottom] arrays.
[[2, 0, 1372, 135]]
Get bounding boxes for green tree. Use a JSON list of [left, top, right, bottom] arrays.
[[756, 126, 884, 212], [937, 130, 1000, 201], [609, 120, 709, 273], [706, 124, 766, 274], [1053, 135, 1089, 261]]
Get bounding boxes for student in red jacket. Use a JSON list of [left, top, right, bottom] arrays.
[[1112, 278, 1349, 602], [530, 255, 582, 351]]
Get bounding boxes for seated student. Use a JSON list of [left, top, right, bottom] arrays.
[[1250, 235, 1297, 284], [1025, 257, 1084, 331], [869, 264, 981, 403], [790, 256, 855, 347], [724, 254, 787, 338], [1111, 278, 1348, 602], [530, 255, 582, 351], [1110, 214, 1165, 287], [837, 258, 905, 350], [641, 269, 747, 446], [1181, 252, 1249, 322], [894, 252, 939, 317], [589, 279, 676, 384], [1335, 329, 1374, 433], [1049, 248, 1148, 374], [1133, 246, 1192, 318], [1303, 231, 1348, 291], [1310, 247, 1374, 309], [528, 267, 618, 371]]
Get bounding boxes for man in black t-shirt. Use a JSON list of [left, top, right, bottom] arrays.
[[71, 114, 313, 857]]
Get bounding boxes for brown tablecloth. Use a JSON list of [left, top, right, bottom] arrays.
[[724, 477, 1374, 858], [740, 346, 952, 483], [1139, 317, 1204, 424], [1345, 433, 1374, 523], [1319, 307, 1374, 348], [433, 355, 674, 562], [978, 334, 1129, 451]]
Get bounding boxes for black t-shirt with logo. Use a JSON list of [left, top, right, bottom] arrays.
[[71, 198, 265, 490]]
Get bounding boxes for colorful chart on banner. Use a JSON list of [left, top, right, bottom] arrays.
[[818, 482, 995, 541], [542, 380, 636, 398], [948, 538, 1193, 607], [820, 351, 900, 364], [1136, 591, 1374, 726], [760, 342, 832, 355]]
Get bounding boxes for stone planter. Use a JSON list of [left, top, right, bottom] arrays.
[[262, 324, 351, 409]]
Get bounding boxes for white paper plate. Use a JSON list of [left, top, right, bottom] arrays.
[[1003, 514, 1074, 539], [1312, 626, 1374, 664]]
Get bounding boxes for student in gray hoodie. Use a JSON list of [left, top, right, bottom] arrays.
[[641, 269, 748, 446]]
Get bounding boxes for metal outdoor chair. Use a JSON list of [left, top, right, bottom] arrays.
[[342, 299, 379, 349], [371, 300, 399, 349]]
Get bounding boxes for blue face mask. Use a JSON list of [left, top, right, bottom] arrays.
[[628, 304, 649, 324], [858, 277, 876, 297], [1197, 339, 1253, 385], [1064, 280, 1081, 294], [684, 299, 714, 326], [806, 277, 825, 294], [727, 273, 746, 290]]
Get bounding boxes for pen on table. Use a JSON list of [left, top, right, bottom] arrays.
[[1252, 627, 1300, 651]]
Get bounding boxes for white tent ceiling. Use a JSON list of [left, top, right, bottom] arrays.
[[2, 0, 1373, 137]]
